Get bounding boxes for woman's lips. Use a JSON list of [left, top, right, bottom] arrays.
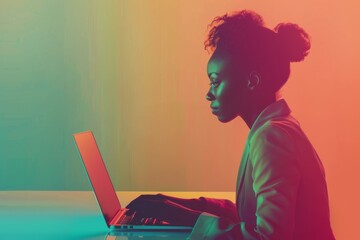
[[211, 107, 220, 114]]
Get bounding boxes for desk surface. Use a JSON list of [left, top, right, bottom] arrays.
[[0, 191, 235, 240]]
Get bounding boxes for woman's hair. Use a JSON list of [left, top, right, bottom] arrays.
[[204, 10, 311, 93]]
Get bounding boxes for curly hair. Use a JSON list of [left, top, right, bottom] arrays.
[[204, 10, 311, 92]]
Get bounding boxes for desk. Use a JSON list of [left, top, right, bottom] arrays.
[[0, 191, 235, 240]]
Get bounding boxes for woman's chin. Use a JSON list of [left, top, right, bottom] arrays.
[[216, 114, 236, 123]]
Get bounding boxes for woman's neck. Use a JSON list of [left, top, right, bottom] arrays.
[[243, 92, 280, 129]]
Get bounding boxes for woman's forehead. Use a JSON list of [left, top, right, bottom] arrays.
[[207, 50, 232, 78]]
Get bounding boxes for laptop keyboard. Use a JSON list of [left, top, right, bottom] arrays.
[[117, 211, 159, 225], [117, 211, 135, 224]]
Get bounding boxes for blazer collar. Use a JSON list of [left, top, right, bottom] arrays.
[[247, 99, 291, 144]]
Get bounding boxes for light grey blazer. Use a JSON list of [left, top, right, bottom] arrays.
[[188, 99, 335, 240]]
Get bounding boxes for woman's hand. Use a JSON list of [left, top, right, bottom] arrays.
[[127, 194, 205, 211], [125, 194, 202, 226]]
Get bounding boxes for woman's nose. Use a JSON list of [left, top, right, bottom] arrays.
[[206, 90, 214, 101]]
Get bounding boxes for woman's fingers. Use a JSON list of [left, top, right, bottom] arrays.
[[129, 199, 175, 219], [126, 198, 199, 226]]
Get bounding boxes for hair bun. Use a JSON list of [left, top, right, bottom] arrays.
[[274, 23, 311, 62]]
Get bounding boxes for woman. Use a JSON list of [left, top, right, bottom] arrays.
[[126, 10, 335, 239]]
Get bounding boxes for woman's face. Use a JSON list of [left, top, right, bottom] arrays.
[[206, 47, 249, 123]]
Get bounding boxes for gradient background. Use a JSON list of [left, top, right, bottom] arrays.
[[1, 0, 359, 238]]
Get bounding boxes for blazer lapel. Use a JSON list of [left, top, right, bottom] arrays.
[[235, 100, 291, 208], [236, 143, 250, 202]]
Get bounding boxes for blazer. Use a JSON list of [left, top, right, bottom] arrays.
[[188, 99, 335, 240]]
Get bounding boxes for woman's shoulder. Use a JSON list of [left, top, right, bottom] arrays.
[[248, 118, 301, 167], [251, 115, 300, 142]]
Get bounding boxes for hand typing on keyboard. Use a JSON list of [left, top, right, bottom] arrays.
[[125, 194, 202, 226], [119, 210, 168, 225]]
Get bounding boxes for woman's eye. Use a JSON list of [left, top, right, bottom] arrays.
[[210, 81, 221, 87]]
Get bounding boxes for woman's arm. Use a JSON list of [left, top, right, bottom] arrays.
[[126, 194, 239, 224]]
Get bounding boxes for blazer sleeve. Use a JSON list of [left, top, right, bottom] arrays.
[[198, 197, 240, 223], [187, 124, 301, 240]]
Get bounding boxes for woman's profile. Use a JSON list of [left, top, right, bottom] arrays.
[[126, 9, 335, 239]]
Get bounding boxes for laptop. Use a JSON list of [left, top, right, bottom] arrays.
[[73, 130, 193, 232]]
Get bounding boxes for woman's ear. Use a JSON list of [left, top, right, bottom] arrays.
[[247, 71, 261, 91]]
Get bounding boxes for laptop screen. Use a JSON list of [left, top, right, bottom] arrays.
[[73, 131, 121, 226]]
